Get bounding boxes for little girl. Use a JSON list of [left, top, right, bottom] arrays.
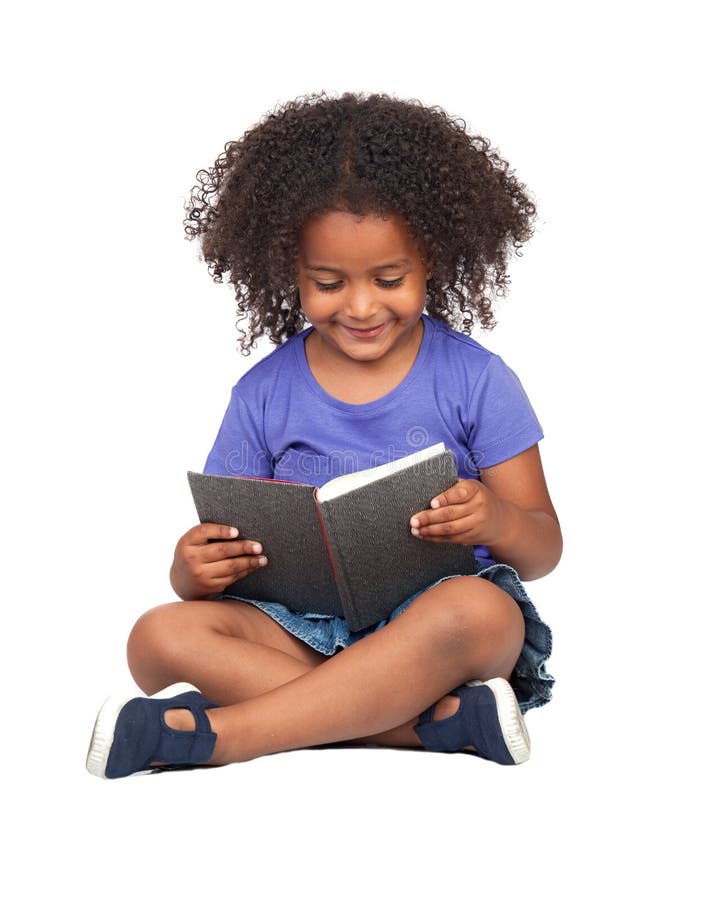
[[87, 92, 560, 778]]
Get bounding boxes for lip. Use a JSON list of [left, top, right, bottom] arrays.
[[342, 322, 388, 339]]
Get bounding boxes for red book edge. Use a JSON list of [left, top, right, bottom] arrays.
[[313, 488, 338, 581]]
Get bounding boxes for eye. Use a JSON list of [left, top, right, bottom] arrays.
[[314, 280, 343, 292], [376, 276, 406, 289]]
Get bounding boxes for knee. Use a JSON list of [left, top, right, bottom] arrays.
[[126, 602, 187, 687], [431, 577, 525, 669]]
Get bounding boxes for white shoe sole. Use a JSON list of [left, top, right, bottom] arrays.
[[85, 682, 199, 779], [464, 677, 531, 765]]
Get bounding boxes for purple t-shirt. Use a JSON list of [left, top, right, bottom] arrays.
[[204, 314, 543, 566]]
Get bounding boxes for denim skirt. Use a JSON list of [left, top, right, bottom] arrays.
[[222, 562, 554, 714]]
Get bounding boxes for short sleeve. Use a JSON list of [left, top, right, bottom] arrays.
[[466, 354, 544, 469], [203, 384, 273, 478]]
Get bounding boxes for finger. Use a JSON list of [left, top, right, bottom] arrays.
[[201, 539, 264, 562], [183, 522, 241, 545], [428, 479, 477, 509], [411, 513, 478, 540], [410, 502, 469, 529], [209, 553, 268, 581], [415, 529, 477, 544], [409, 480, 475, 524]]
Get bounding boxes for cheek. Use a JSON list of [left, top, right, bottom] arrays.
[[296, 282, 313, 308], [400, 284, 428, 314], [297, 291, 327, 323]]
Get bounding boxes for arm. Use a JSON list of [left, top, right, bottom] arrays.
[[176, 381, 271, 599], [476, 444, 562, 580], [409, 444, 562, 581]]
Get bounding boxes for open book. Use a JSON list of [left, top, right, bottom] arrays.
[[187, 443, 478, 631]]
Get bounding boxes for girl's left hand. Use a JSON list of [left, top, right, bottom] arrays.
[[409, 478, 508, 546]]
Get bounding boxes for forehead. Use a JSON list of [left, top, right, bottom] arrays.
[[299, 211, 421, 267]]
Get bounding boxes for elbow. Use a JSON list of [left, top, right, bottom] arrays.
[[538, 519, 563, 578], [516, 521, 564, 582]]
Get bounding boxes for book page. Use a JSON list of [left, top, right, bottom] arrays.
[[316, 442, 446, 503]]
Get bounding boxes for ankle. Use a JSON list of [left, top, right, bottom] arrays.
[[164, 708, 196, 731], [432, 694, 461, 722], [429, 693, 474, 753]]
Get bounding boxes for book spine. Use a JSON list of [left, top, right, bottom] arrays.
[[314, 498, 359, 626], [313, 499, 338, 581]]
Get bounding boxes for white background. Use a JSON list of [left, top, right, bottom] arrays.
[[2, 1, 719, 896]]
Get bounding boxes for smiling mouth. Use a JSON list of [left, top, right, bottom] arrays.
[[342, 323, 387, 338]]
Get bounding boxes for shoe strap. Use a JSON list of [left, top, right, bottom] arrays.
[[157, 693, 219, 765], [413, 687, 466, 753], [187, 697, 216, 734], [416, 702, 437, 728]]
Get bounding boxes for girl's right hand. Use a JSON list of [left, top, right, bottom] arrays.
[[170, 523, 268, 601]]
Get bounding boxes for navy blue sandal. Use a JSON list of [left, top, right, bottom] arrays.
[[413, 677, 531, 765], [86, 682, 219, 779]]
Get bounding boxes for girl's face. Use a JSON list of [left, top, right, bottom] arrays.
[[297, 210, 429, 367]]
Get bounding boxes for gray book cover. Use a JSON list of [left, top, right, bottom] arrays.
[[187, 473, 341, 616], [317, 452, 478, 629], [187, 449, 478, 630]]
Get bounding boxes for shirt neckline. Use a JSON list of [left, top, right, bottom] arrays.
[[292, 314, 434, 414]]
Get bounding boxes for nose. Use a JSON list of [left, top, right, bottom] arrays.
[[344, 284, 377, 321]]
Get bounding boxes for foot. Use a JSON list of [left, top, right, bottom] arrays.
[[86, 683, 219, 779], [414, 677, 531, 765], [430, 694, 474, 753]]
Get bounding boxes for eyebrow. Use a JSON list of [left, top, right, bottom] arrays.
[[304, 259, 411, 274]]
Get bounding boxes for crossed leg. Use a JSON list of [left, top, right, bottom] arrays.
[[127, 576, 525, 765]]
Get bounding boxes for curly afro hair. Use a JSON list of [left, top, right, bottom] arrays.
[[184, 92, 536, 355]]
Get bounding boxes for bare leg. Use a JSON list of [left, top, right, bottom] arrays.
[[128, 601, 323, 705], [128, 598, 428, 747], [151, 577, 525, 765]]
